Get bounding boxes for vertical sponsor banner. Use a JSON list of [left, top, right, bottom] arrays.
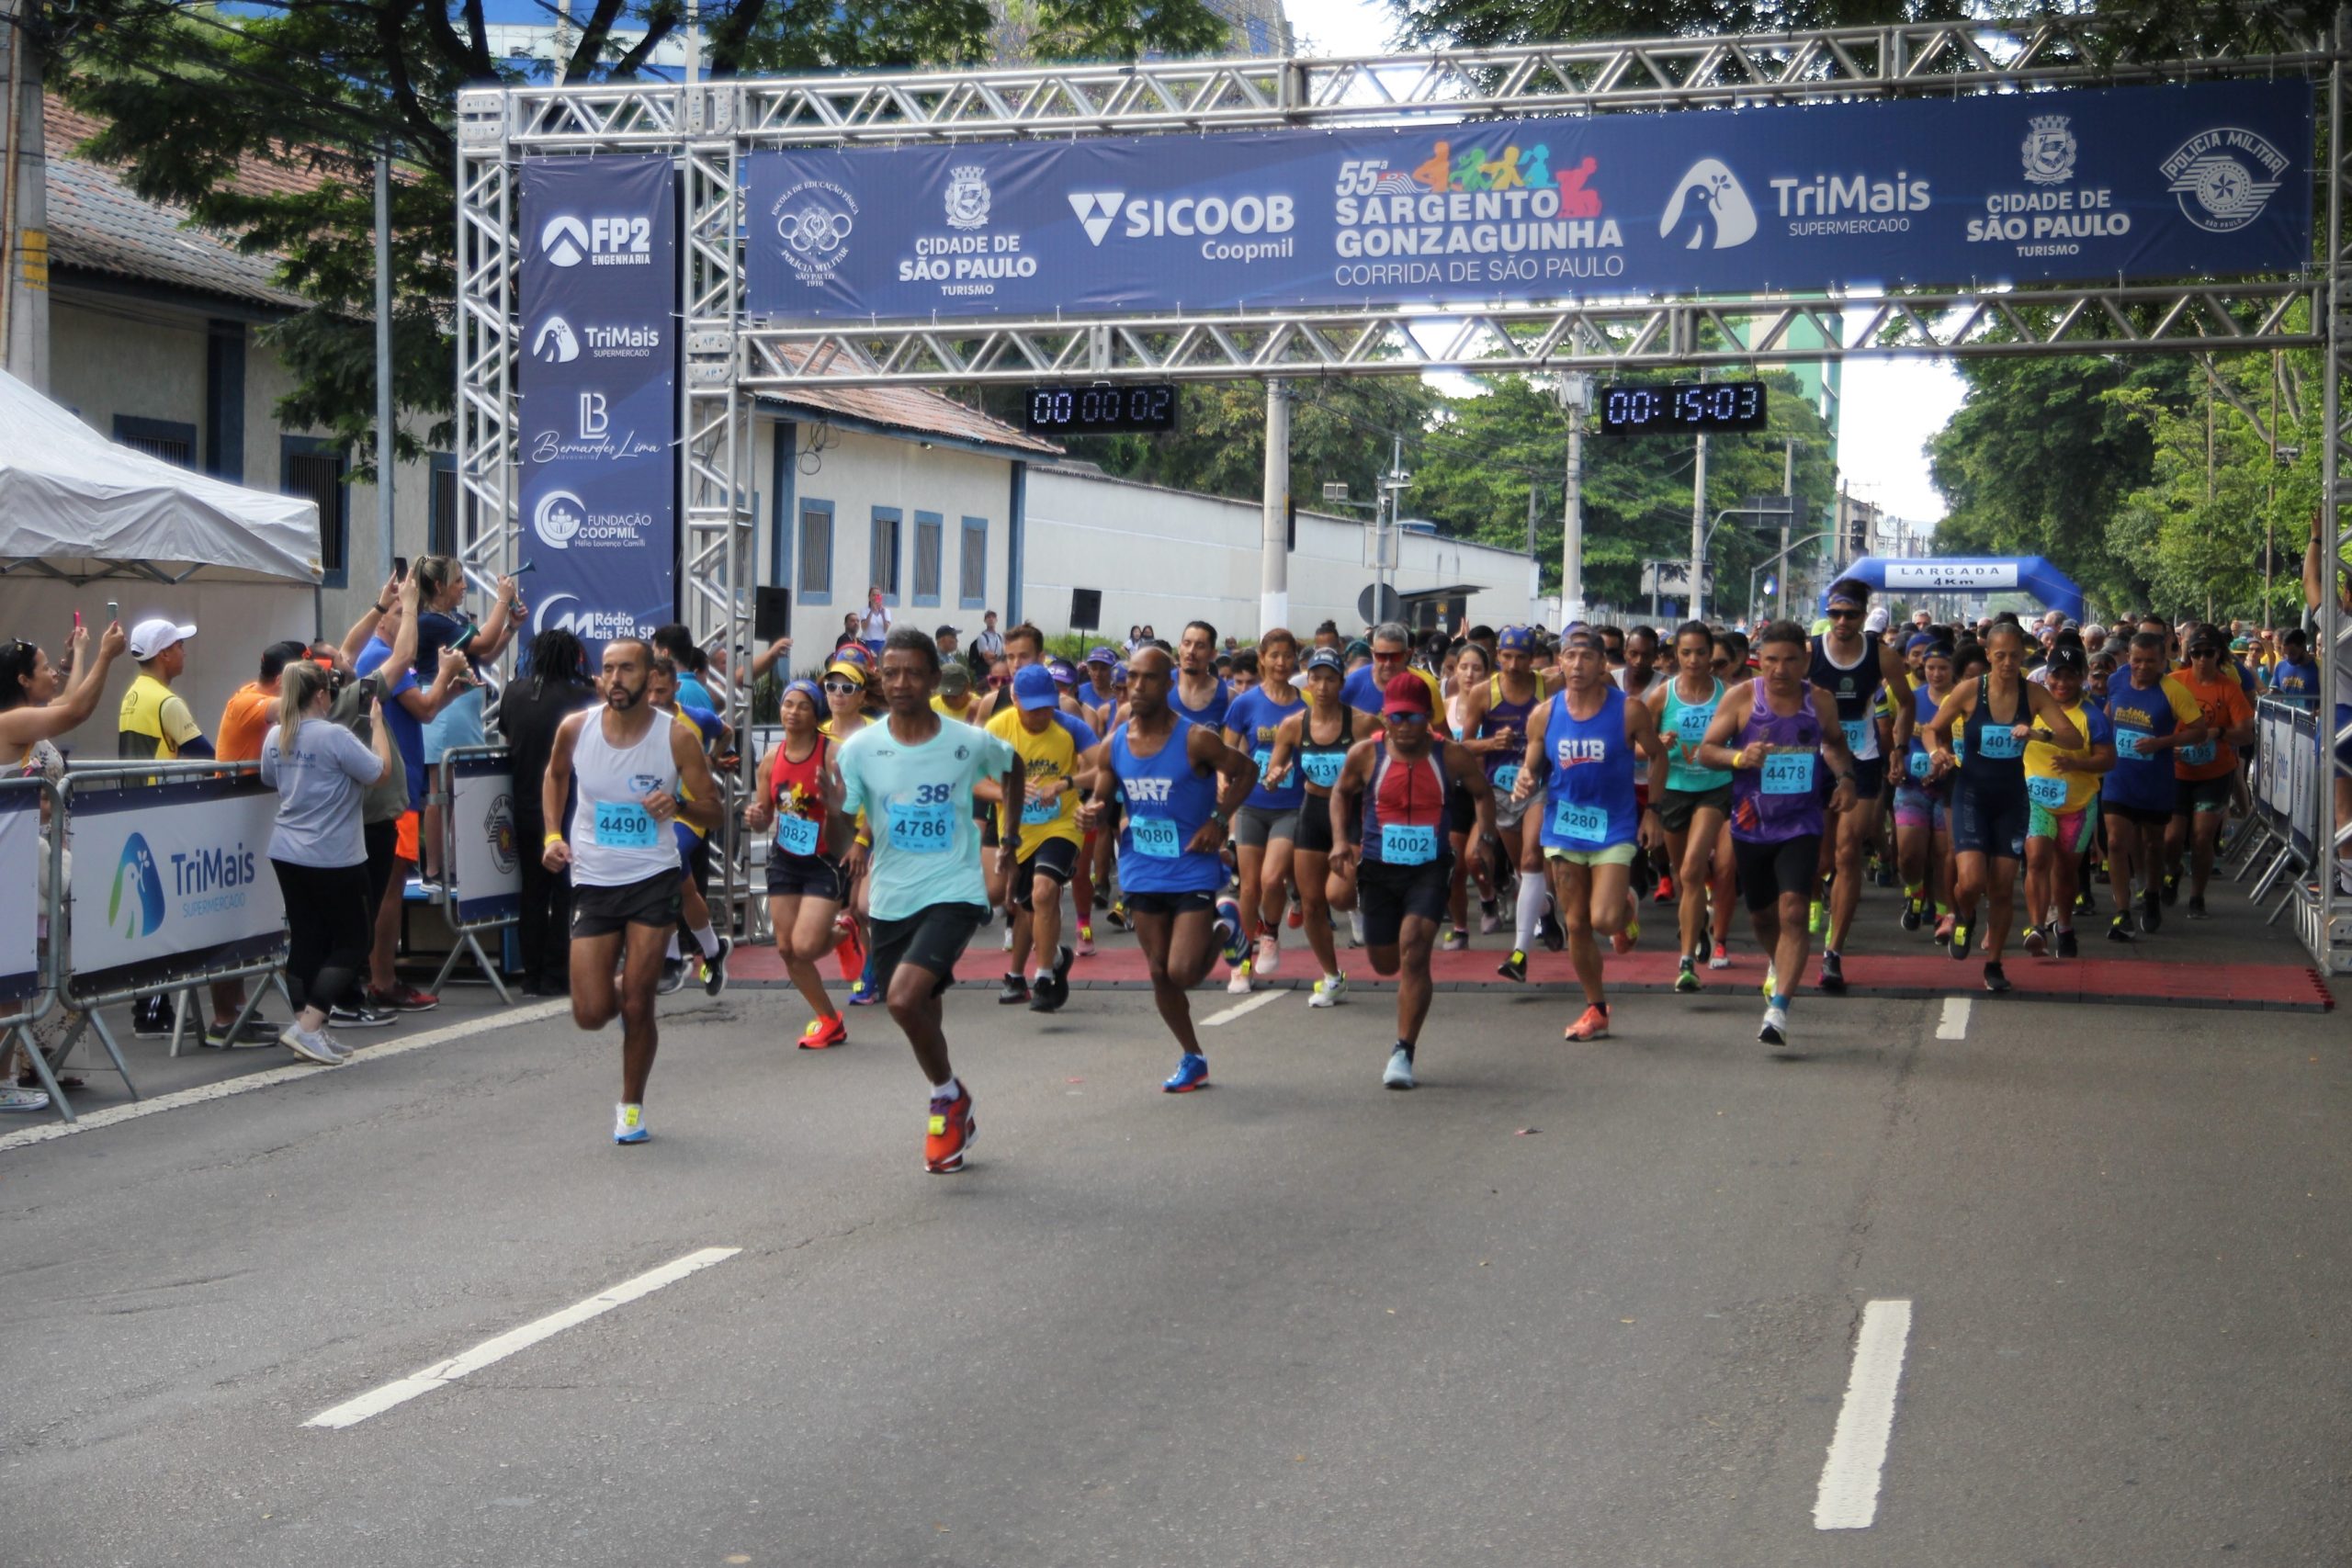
[[65, 778, 288, 997], [447, 753, 522, 924], [519, 155, 679, 666], [0, 785, 40, 1002]]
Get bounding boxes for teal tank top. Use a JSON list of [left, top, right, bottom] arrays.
[[1660, 677, 1733, 793]]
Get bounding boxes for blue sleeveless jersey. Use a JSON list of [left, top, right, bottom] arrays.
[[1110, 718, 1223, 895], [1535, 685, 1639, 852]]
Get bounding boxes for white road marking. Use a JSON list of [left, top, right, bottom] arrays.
[[0, 1000, 572, 1155], [1814, 1298, 1915, 1530], [304, 1247, 741, 1430], [1200, 989, 1283, 1028], [1936, 997, 1971, 1041]]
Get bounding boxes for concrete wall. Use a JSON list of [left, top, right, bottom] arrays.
[[1023, 464, 1543, 641]]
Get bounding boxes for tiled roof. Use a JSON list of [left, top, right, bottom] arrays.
[[756, 344, 1062, 457], [42, 96, 328, 310]]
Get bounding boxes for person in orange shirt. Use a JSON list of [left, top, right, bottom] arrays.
[[218, 641, 314, 762], [2165, 625, 2258, 919]]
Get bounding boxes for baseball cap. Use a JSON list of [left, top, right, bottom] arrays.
[[1497, 626, 1535, 653], [933, 624, 960, 640], [822, 660, 866, 687], [1863, 606, 1890, 633], [1112, 662, 1129, 686], [1382, 671, 1434, 718], [1303, 647, 1345, 676], [1013, 663, 1059, 711], [937, 661, 970, 697], [1085, 645, 1118, 667], [2046, 643, 2087, 674], [128, 618, 197, 661], [831, 643, 871, 667], [1048, 658, 1079, 686]]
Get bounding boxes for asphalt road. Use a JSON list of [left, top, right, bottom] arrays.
[[6, 912, 2348, 1567]]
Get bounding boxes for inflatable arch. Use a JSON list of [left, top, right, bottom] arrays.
[[1827, 557, 2086, 624]]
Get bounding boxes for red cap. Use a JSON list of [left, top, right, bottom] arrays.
[[1382, 671, 1433, 717]]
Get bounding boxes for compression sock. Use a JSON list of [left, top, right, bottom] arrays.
[[1514, 876, 1550, 952], [690, 924, 720, 958]]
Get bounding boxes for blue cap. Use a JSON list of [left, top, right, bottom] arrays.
[[1086, 644, 1118, 666], [1013, 663, 1059, 710], [1303, 647, 1345, 675], [1497, 625, 1534, 653], [1048, 659, 1079, 686], [1112, 661, 1129, 685]]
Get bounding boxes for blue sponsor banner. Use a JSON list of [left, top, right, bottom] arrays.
[[518, 155, 678, 665], [743, 79, 2312, 320]]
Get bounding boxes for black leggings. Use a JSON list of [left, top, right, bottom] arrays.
[[272, 858, 373, 1019]]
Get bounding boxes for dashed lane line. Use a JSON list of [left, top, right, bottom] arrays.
[[1936, 996, 1971, 1040], [1814, 1298, 1916, 1530], [1199, 990, 1284, 1028]]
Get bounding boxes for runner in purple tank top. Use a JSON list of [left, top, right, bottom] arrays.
[[1694, 620, 1860, 1052]]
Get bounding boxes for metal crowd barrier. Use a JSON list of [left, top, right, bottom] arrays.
[[48, 761, 292, 1112], [2238, 696, 2320, 927], [0, 775, 91, 1120], [428, 744, 521, 1004]]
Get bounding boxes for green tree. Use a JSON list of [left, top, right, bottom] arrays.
[[51, 0, 1230, 468]]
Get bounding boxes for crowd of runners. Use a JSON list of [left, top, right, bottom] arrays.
[[537, 570, 2316, 1169]]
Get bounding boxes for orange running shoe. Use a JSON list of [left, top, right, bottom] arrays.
[[1564, 1003, 1611, 1042], [924, 1087, 978, 1173], [798, 1013, 848, 1050], [832, 914, 866, 983]]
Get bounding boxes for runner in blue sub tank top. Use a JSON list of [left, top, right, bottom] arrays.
[[1079, 646, 1260, 1095], [1692, 620, 1860, 1051], [1328, 673, 1495, 1091], [837, 628, 1024, 1175], [1509, 628, 1668, 1045]]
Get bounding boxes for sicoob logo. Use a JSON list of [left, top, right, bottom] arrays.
[[109, 832, 165, 938]]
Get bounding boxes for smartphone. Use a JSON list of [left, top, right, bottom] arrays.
[[392, 555, 409, 581], [106, 600, 119, 623]]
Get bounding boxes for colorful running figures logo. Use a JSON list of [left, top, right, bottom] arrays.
[[1658, 159, 1758, 250], [1352, 139, 1600, 213], [109, 832, 165, 940]]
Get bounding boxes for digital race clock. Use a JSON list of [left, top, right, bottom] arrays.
[[1599, 381, 1769, 435], [1023, 383, 1180, 435]]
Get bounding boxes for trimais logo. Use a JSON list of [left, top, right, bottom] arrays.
[[1067, 190, 1125, 247], [532, 316, 580, 364], [109, 832, 165, 939], [1658, 159, 1758, 250]]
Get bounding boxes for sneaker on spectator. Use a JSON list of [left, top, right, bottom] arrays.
[[203, 1016, 282, 1049], [130, 993, 175, 1038], [0, 1085, 50, 1112], [368, 983, 439, 1012], [279, 1025, 344, 1066], [328, 1001, 399, 1030]]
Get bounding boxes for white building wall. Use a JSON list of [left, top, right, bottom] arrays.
[[1023, 464, 1542, 640]]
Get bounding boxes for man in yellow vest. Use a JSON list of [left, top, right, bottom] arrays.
[[118, 619, 214, 760]]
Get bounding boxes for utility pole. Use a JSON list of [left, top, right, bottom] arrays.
[[374, 149, 396, 581], [0, 0, 50, 391], [1688, 429, 1709, 622], [1377, 434, 1406, 617], [1779, 437, 1796, 623], [1260, 379, 1289, 635], [1559, 374, 1589, 624]]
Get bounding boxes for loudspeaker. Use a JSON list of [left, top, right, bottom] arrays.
[[1070, 588, 1102, 632], [754, 586, 793, 643]]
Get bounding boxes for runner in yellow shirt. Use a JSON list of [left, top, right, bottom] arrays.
[[2020, 642, 2116, 958], [980, 664, 1101, 1012]]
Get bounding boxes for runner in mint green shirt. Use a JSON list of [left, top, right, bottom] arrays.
[[837, 627, 1023, 1175]]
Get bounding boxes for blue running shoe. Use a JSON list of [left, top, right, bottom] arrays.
[[846, 953, 882, 1006], [1162, 1053, 1210, 1093], [1214, 897, 1249, 966]]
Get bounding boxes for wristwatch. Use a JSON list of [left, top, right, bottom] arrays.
[[1209, 807, 1231, 832]]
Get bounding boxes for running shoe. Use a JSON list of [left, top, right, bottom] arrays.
[[1161, 1052, 1210, 1093], [700, 936, 731, 998], [997, 973, 1031, 1005], [1901, 897, 1924, 932], [1104, 901, 1129, 932], [1030, 948, 1074, 1013], [613, 1102, 650, 1145], [833, 917, 866, 982], [846, 976, 882, 1007], [130, 994, 174, 1039], [328, 1001, 397, 1030], [1818, 950, 1846, 993], [1254, 932, 1282, 977], [1075, 925, 1098, 958], [0, 1086, 48, 1112], [1808, 899, 1826, 936], [924, 1087, 977, 1173], [657, 958, 690, 996], [1761, 964, 1777, 999], [1564, 1003, 1610, 1042], [279, 1025, 342, 1066], [1674, 957, 1700, 994], [1653, 874, 1676, 905], [2075, 888, 2098, 917], [798, 1013, 848, 1050], [2022, 925, 2048, 959], [1439, 927, 1468, 953], [1002, 923, 1016, 952], [1709, 941, 1731, 971], [1287, 897, 1305, 931], [1215, 897, 1250, 966], [1758, 1004, 1789, 1049], [368, 982, 440, 1012], [1497, 949, 1528, 984], [2160, 872, 2180, 907], [1226, 961, 1253, 995], [1309, 972, 1349, 1008], [2187, 895, 2210, 920], [1950, 919, 1973, 961], [2140, 889, 2162, 934], [1983, 960, 2011, 993], [1349, 908, 1367, 948], [1611, 898, 1640, 955], [1933, 912, 1956, 944], [2056, 928, 2079, 959], [1383, 1045, 1415, 1090], [203, 1016, 282, 1048], [2108, 913, 2136, 943], [1538, 908, 1566, 952], [1479, 897, 1501, 935]]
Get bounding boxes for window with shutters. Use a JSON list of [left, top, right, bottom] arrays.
[[797, 500, 833, 603], [281, 436, 350, 588], [913, 512, 943, 607]]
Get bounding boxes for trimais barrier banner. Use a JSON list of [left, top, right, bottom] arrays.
[[743, 79, 2312, 320], [66, 775, 287, 998], [518, 155, 678, 667], [0, 784, 40, 1004]]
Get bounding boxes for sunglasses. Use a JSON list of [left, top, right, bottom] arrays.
[[821, 678, 859, 694], [1826, 606, 1864, 620]]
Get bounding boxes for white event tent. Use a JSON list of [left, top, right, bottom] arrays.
[[0, 367, 322, 758]]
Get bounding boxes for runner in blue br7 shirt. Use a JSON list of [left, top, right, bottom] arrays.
[[1328, 672, 1494, 1091], [836, 627, 1023, 1175], [1511, 626, 1668, 1044], [1078, 645, 1259, 1095], [540, 637, 724, 1146]]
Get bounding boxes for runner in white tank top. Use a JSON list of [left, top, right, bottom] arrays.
[[542, 637, 720, 1145]]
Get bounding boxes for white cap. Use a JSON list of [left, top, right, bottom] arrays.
[[127, 618, 197, 661], [1862, 605, 1890, 633]]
